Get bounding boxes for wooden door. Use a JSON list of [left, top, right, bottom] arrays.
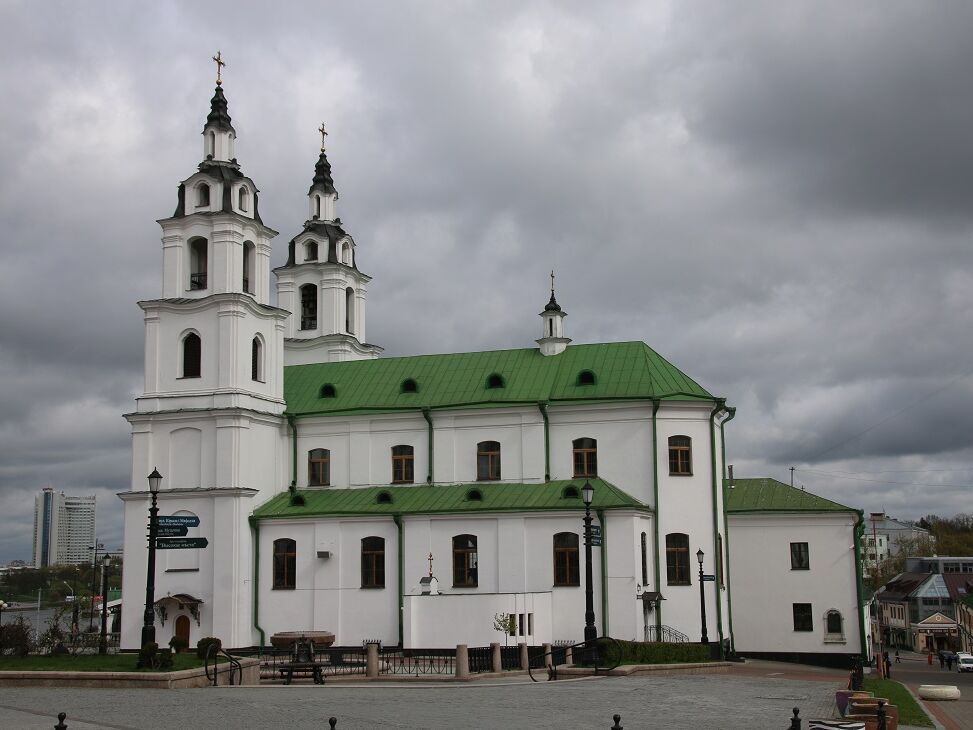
[[175, 615, 191, 647]]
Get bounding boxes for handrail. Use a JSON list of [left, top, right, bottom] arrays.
[[526, 636, 622, 682], [204, 643, 243, 686]]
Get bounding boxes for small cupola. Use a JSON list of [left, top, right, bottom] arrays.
[[308, 123, 338, 222], [201, 52, 236, 162], [536, 272, 571, 356]]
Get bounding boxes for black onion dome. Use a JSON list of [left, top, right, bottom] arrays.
[[544, 293, 562, 312], [308, 150, 337, 196], [204, 85, 234, 133]]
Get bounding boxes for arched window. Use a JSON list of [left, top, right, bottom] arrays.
[[314, 195, 322, 219], [572, 438, 597, 478], [196, 183, 210, 207], [391, 445, 414, 484], [476, 441, 501, 481], [251, 336, 263, 381], [320, 383, 336, 398], [238, 186, 249, 212], [182, 333, 201, 378], [308, 448, 330, 487], [361, 536, 385, 588], [242, 241, 255, 293], [300, 284, 317, 330], [825, 610, 844, 637], [272, 538, 296, 590], [577, 370, 596, 386], [342, 242, 351, 265], [188, 238, 208, 290], [345, 287, 355, 334], [486, 373, 505, 389], [452, 534, 478, 587], [206, 131, 215, 158], [305, 241, 318, 261], [553, 532, 580, 586], [401, 379, 418, 394], [668, 436, 692, 475], [665, 533, 690, 585]]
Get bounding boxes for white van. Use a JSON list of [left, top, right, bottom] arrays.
[[957, 653, 973, 673]]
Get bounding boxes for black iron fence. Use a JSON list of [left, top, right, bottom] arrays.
[[468, 646, 493, 673], [499, 645, 520, 670], [234, 646, 368, 680], [378, 647, 455, 675]]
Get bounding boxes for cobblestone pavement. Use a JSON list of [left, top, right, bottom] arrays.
[[0, 672, 842, 730]]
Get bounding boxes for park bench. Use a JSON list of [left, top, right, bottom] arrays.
[[279, 638, 325, 685]]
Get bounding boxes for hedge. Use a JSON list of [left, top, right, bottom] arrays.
[[601, 639, 710, 665]]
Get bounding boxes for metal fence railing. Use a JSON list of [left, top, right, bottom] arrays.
[[234, 646, 368, 680], [378, 647, 455, 676]]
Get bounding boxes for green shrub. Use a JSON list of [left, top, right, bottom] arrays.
[[168, 635, 189, 653], [196, 636, 222, 660], [158, 648, 174, 669], [138, 641, 159, 668], [601, 639, 710, 665], [0, 617, 33, 657]]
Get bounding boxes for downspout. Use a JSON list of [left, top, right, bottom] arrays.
[[597, 508, 608, 637], [651, 399, 662, 632], [538, 402, 550, 482], [709, 400, 726, 653], [249, 516, 265, 650], [287, 414, 302, 505], [422, 408, 433, 484], [393, 514, 404, 647], [853, 509, 868, 661], [719, 407, 737, 653]]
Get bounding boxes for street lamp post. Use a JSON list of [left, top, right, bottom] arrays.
[[581, 480, 598, 658], [87, 541, 104, 632], [697, 549, 709, 644], [99, 553, 111, 655], [141, 468, 162, 652], [62, 579, 79, 637]]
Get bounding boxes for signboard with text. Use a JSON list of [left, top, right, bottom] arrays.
[[157, 515, 200, 528], [156, 537, 208, 550]]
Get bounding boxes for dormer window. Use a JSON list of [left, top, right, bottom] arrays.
[[196, 183, 210, 208], [401, 379, 418, 394], [305, 241, 318, 261], [238, 186, 249, 212], [577, 370, 596, 386], [376, 491, 393, 504], [320, 383, 336, 398], [486, 373, 505, 389], [465, 488, 483, 502]]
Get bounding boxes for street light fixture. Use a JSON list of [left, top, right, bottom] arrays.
[[581, 480, 598, 658], [697, 548, 709, 644], [140, 468, 162, 655], [99, 553, 111, 655]]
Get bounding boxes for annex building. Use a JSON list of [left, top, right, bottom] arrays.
[[119, 77, 863, 661]]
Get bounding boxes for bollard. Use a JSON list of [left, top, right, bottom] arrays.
[[328, 718, 336, 729], [789, 706, 801, 729], [519, 642, 529, 670], [876, 699, 886, 730], [456, 644, 470, 680], [610, 713, 623, 729], [565, 645, 573, 665], [366, 642, 379, 678], [490, 642, 502, 673], [55, 713, 68, 730]]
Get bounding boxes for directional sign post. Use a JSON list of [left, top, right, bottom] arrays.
[[157, 515, 200, 528], [589, 525, 603, 547], [156, 525, 189, 538], [156, 537, 208, 550]]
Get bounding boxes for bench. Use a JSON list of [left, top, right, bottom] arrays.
[[279, 638, 325, 685]]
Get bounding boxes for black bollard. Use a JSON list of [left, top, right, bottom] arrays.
[[876, 699, 886, 730], [55, 712, 68, 730], [328, 718, 337, 729], [610, 714, 623, 730], [789, 707, 801, 730]]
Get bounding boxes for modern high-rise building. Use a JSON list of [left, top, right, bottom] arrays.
[[32, 488, 96, 567]]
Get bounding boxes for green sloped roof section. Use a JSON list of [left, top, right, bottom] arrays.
[[725, 477, 857, 514], [253, 478, 647, 519], [284, 341, 714, 416]]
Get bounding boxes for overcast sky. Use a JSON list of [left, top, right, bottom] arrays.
[[1, 1, 971, 563]]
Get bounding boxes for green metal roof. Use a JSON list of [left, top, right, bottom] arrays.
[[284, 341, 715, 416], [253, 478, 647, 520], [725, 478, 857, 514]]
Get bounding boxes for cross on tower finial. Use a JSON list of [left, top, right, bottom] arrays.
[[318, 123, 328, 152], [427, 552, 434, 577], [212, 51, 226, 86], [550, 270, 556, 297]]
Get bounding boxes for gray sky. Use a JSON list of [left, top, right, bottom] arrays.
[[1, 1, 971, 563]]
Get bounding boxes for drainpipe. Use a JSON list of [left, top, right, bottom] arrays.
[[709, 400, 726, 653], [537, 402, 550, 482], [249, 516, 265, 651], [421, 409, 434, 484], [597, 508, 608, 637], [853, 510, 868, 662], [651, 399, 662, 632], [719, 407, 737, 653], [393, 514, 404, 647], [287, 415, 301, 505]]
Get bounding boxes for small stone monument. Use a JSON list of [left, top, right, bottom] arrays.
[[418, 551, 440, 594]]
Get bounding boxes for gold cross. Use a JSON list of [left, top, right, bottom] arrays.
[[318, 123, 328, 152], [427, 552, 434, 577], [550, 270, 555, 296], [212, 51, 226, 86]]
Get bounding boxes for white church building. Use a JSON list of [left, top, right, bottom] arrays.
[[118, 77, 860, 660]]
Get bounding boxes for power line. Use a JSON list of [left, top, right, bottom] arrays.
[[795, 468, 972, 489]]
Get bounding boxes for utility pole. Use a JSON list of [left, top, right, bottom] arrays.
[[790, 466, 795, 488]]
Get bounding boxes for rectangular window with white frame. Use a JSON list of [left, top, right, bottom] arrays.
[[790, 542, 810, 570]]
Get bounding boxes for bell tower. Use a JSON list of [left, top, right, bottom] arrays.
[[275, 125, 383, 365], [537, 272, 570, 356]]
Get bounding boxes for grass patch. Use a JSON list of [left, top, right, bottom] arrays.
[[0, 654, 219, 673], [862, 678, 934, 728]]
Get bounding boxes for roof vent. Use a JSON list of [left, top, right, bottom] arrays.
[[320, 383, 336, 398], [486, 373, 505, 389], [577, 370, 596, 386], [562, 485, 580, 499], [466, 488, 483, 502], [401, 378, 418, 394], [376, 491, 393, 505]]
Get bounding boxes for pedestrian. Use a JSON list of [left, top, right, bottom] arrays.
[[884, 652, 891, 679], [939, 651, 945, 669], [894, 650, 900, 663], [946, 654, 954, 671]]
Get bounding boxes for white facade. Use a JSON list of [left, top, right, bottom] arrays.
[[32, 488, 96, 567], [728, 512, 864, 658]]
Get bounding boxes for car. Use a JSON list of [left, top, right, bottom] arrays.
[[957, 653, 973, 673]]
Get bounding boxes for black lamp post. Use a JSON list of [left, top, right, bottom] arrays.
[[581, 480, 598, 655], [697, 548, 709, 644], [141, 468, 162, 651], [87, 541, 104, 632], [99, 553, 111, 655]]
